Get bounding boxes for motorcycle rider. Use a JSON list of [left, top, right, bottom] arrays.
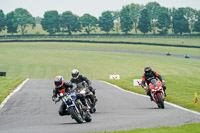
[[70, 69, 97, 103], [52, 76, 76, 116], [141, 66, 166, 101]]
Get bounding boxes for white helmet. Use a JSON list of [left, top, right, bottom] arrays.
[[72, 69, 79, 79]]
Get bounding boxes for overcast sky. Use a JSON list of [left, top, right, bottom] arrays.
[[1, 0, 200, 18]]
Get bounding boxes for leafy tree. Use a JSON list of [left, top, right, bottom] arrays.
[[194, 11, 200, 33], [60, 11, 81, 35], [120, 5, 133, 34], [146, 2, 161, 34], [138, 9, 151, 35], [172, 8, 190, 35], [98, 11, 114, 33], [168, 8, 177, 34], [35, 16, 42, 24], [129, 3, 144, 34], [157, 7, 171, 35], [41, 10, 60, 35], [5, 11, 18, 34], [80, 13, 97, 34], [0, 9, 5, 32], [184, 7, 197, 33], [112, 11, 120, 34], [14, 8, 35, 35]]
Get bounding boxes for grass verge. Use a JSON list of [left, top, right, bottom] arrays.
[[0, 77, 25, 104], [92, 123, 200, 133], [105, 75, 200, 112]]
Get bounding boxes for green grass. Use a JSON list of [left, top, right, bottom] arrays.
[[1, 42, 200, 110], [0, 42, 200, 79], [0, 42, 200, 56], [105, 75, 200, 112], [0, 24, 48, 35], [0, 41, 200, 132], [59, 37, 200, 47], [0, 77, 25, 104], [1, 24, 200, 47], [92, 123, 200, 133]]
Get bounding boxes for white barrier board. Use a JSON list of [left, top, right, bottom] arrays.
[[109, 75, 120, 79], [133, 79, 142, 86]]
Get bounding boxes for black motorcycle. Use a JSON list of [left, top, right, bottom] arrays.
[[56, 89, 92, 124], [76, 81, 96, 113]]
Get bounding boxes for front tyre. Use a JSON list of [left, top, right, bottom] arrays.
[[87, 97, 96, 113], [68, 107, 83, 124], [157, 94, 164, 109]]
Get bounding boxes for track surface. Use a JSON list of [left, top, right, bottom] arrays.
[[63, 48, 200, 60], [0, 79, 200, 133]]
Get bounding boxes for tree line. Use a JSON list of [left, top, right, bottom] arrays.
[[0, 2, 200, 35]]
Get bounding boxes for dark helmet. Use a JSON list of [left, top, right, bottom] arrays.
[[54, 76, 64, 88], [144, 66, 152, 75], [72, 69, 79, 79]]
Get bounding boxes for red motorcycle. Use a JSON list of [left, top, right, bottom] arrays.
[[149, 79, 165, 109]]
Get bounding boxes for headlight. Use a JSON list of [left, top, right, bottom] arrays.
[[152, 89, 156, 92], [60, 93, 64, 96], [80, 90, 86, 94]]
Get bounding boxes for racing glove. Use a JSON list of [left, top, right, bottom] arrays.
[[52, 96, 60, 103], [162, 80, 165, 85], [143, 86, 147, 91]]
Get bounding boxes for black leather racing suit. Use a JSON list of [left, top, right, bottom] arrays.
[[52, 82, 74, 116], [141, 71, 166, 97], [70, 75, 95, 94], [70, 75, 96, 104]]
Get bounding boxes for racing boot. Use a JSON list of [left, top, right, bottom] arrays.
[[150, 95, 153, 101], [92, 90, 98, 102], [86, 104, 91, 111], [94, 95, 98, 102], [163, 86, 167, 97], [147, 89, 153, 101]]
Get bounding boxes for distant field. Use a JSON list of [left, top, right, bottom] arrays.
[[0, 42, 200, 56], [0, 24, 48, 35], [0, 24, 155, 35], [0, 42, 199, 79], [1, 24, 200, 35], [1, 23, 200, 48]]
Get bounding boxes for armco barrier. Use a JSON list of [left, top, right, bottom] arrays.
[[0, 39, 200, 48]]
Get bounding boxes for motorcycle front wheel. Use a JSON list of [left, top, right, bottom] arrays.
[[68, 106, 83, 124], [157, 94, 165, 109], [85, 111, 92, 122], [86, 98, 94, 113]]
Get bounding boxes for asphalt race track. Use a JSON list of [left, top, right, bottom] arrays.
[[62, 48, 200, 60], [0, 79, 200, 133], [39, 47, 200, 60]]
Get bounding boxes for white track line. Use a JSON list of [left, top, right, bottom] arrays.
[[102, 81, 200, 116], [0, 78, 29, 110]]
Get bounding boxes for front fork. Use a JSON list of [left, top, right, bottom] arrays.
[[63, 98, 81, 114], [152, 90, 165, 102]]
